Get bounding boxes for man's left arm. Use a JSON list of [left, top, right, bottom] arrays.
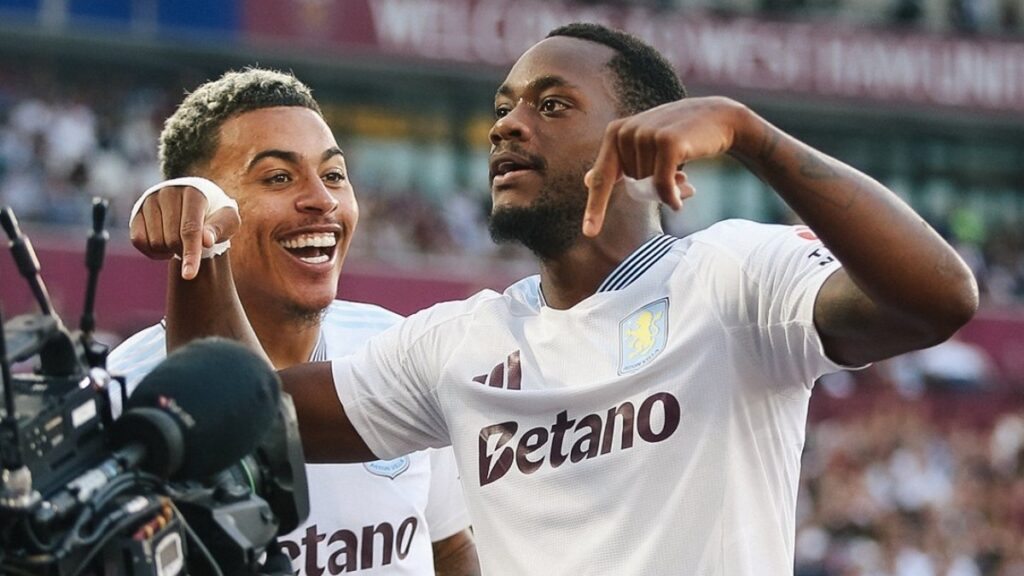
[[725, 103, 977, 366], [584, 97, 978, 366], [432, 530, 480, 576]]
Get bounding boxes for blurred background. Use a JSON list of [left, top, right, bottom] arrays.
[[0, 0, 1022, 574]]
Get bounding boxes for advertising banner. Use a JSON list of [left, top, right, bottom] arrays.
[[244, 0, 1024, 114]]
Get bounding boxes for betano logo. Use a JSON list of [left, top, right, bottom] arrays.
[[477, 391, 681, 487]]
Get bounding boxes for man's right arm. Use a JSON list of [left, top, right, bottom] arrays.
[[129, 185, 262, 356], [162, 254, 265, 353], [130, 185, 374, 463]]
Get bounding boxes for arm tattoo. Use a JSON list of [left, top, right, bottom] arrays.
[[750, 124, 855, 211], [797, 149, 839, 180], [755, 128, 783, 173]]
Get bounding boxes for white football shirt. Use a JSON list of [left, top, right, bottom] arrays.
[[108, 300, 471, 575], [333, 220, 853, 575]]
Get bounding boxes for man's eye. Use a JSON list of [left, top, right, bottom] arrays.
[[265, 173, 291, 185], [324, 171, 347, 183], [494, 105, 511, 119], [540, 99, 567, 113]]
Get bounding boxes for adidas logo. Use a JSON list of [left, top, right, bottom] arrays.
[[473, 350, 521, 390]]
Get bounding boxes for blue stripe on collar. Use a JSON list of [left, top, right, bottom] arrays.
[[597, 234, 679, 293]]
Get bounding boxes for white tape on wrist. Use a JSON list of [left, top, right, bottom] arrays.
[[130, 177, 238, 259], [623, 176, 682, 204]]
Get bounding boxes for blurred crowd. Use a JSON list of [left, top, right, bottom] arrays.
[[947, 212, 1024, 307], [0, 65, 171, 231], [0, 61, 1021, 302], [796, 399, 1024, 576]]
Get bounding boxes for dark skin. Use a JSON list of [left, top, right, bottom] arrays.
[[579, 88, 978, 367], [136, 38, 977, 466], [488, 37, 677, 310]]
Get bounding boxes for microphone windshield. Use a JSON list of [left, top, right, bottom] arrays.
[[125, 338, 280, 479]]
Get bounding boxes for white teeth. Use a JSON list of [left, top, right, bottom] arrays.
[[498, 161, 522, 175], [298, 254, 329, 265], [279, 232, 337, 249]]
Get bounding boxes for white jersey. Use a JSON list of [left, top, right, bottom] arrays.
[[333, 220, 852, 575], [108, 300, 471, 575]]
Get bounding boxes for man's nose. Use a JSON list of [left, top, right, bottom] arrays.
[[296, 177, 340, 214], [489, 103, 533, 146]]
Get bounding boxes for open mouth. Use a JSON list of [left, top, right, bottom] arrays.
[[278, 232, 338, 265], [494, 160, 533, 177], [489, 150, 542, 182]]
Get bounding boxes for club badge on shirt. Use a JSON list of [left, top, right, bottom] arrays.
[[619, 298, 669, 374], [364, 456, 411, 479]]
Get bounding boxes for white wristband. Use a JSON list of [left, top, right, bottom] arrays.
[[130, 177, 238, 259]]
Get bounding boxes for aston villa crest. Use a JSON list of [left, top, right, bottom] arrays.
[[619, 299, 669, 374], [364, 456, 410, 479]]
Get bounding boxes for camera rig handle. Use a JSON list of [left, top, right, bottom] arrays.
[[0, 207, 79, 377]]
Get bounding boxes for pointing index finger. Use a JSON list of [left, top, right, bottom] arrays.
[[179, 186, 209, 280], [583, 123, 624, 237]]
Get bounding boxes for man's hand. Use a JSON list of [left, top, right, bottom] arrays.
[[129, 185, 240, 280], [583, 96, 748, 237]]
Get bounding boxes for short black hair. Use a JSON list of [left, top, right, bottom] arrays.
[[159, 68, 322, 178], [547, 23, 686, 116]]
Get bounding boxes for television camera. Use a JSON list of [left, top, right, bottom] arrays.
[[0, 200, 309, 575]]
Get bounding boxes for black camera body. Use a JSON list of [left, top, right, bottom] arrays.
[[0, 203, 309, 576], [0, 314, 109, 500]]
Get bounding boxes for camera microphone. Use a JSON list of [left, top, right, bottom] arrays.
[[118, 338, 281, 480], [1, 207, 57, 318]]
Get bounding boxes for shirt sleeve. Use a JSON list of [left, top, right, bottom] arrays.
[[694, 220, 857, 390], [106, 324, 168, 416], [333, 298, 483, 459], [423, 448, 471, 541]]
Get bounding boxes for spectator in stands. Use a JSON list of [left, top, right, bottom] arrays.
[[796, 409, 1024, 575]]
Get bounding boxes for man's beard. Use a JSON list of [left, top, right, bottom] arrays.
[[284, 302, 329, 328], [488, 165, 589, 261]]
